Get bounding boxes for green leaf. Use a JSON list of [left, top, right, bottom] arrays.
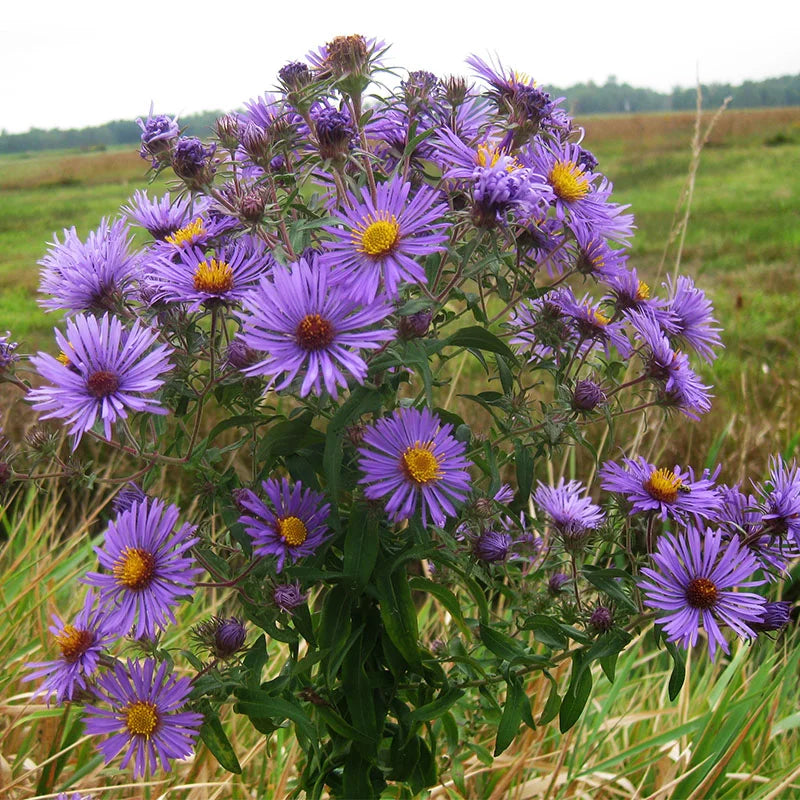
[[315, 705, 373, 744], [559, 653, 593, 732], [444, 325, 517, 362], [665, 639, 686, 700], [407, 577, 471, 637], [480, 623, 526, 661], [513, 439, 534, 502], [586, 628, 633, 662], [408, 687, 465, 724], [256, 412, 323, 470], [343, 750, 379, 799], [343, 504, 379, 588], [318, 584, 352, 654], [375, 565, 421, 669], [233, 690, 315, 741], [582, 566, 639, 612], [243, 634, 268, 689], [523, 614, 569, 650], [198, 705, 242, 774], [494, 677, 527, 756]]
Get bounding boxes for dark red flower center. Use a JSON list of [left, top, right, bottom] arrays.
[[686, 577, 719, 609], [296, 314, 334, 351], [87, 370, 120, 398]]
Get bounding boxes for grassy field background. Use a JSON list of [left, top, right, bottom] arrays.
[[2, 107, 800, 798]]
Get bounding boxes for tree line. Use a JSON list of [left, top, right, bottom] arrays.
[[2, 73, 799, 155]]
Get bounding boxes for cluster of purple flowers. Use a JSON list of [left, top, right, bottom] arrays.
[[12, 33, 796, 792], [24, 497, 213, 777]]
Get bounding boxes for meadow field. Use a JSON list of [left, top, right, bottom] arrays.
[[2, 107, 800, 799]]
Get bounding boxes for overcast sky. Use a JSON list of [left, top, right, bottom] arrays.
[[2, 0, 798, 134]]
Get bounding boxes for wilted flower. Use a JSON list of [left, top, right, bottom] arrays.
[[273, 582, 309, 613], [171, 136, 216, 188], [136, 107, 179, 167]]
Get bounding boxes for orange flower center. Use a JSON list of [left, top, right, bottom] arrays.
[[55, 624, 94, 663], [193, 259, 234, 294], [113, 547, 156, 590], [296, 313, 334, 351], [686, 577, 718, 609]]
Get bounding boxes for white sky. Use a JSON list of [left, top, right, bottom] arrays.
[[2, 0, 798, 134]]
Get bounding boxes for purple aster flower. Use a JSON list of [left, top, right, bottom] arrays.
[[534, 479, 605, 534], [659, 275, 723, 363], [38, 218, 139, 314], [237, 478, 330, 572], [191, 616, 247, 658], [473, 529, 514, 563], [551, 289, 632, 359], [148, 240, 272, 310], [432, 127, 518, 181], [568, 224, 629, 282], [508, 294, 575, 362], [28, 314, 173, 448], [83, 499, 201, 639], [24, 591, 117, 704], [358, 407, 473, 527], [273, 581, 309, 613], [84, 658, 203, 778], [628, 309, 712, 419], [171, 136, 216, 188], [0, 331, 19, 372], [56, 793, 94, 800], [238, 258, 395, 398], [136, 106, 179, 167], [600, 456, 721, 523], [603, 267, 663, 317], [471, 163, 551, 228], [113, 482, 148, 515], [758, 456, 800, 547], [520, 141, 634, 244], [752, 601, 792, 632], [717, 484, 798, 578], [321, 177, 449, 302], [493, 483, 515, 504], [640, 526, 767, 660], [122, 190, 209, 242]]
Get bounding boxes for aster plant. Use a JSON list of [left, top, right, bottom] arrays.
[[6, 33, 796, 800]]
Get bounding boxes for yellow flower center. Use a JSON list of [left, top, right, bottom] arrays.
[[401, 443, 442, 485], [636, 281, 650, 301], [166, 218, 206, 247], [296, 313, 335, 351], [57, 351, 72, 367], [476, 143, 518, 173], [548, 160, 590, 202], [113, 547, 156, 590], [590, 308, 610, 326], [354, 214, 400, 257], [277, 515, 308, 547], [55, 624, 94, 663], [125, 700, 159, 737], [193, 259, 234, 294], [643, 468, 683, 504], [686, 577, 718, 609]]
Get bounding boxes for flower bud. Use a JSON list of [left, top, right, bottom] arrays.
[[241, 123, 273, 167], [442, 75, 469, 106], [136, 110, 179, 167], [172, 136, 217, 189], [572, 379, 606, 412], [112, 483, 147, 514], [273, 582, 308, 613], [397, 310, 432, 340], [324, 34, 369, 79], [0, 332, 19, 374], [226, 339, 260, 370], [753, 601, 793, 632], [279, 61, 313, 92], [192, 616, 247, 659], [313, 107, 353, 161], [589, 605, 614, 633], [473, 530, 513, 563], [215, 114, 241, 150], [240, 188, 269, 223], [548, 572, 571, 595]]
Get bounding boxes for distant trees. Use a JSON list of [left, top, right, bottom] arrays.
[[544, 74, 800, 117], [2, 73, 800, 155]]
